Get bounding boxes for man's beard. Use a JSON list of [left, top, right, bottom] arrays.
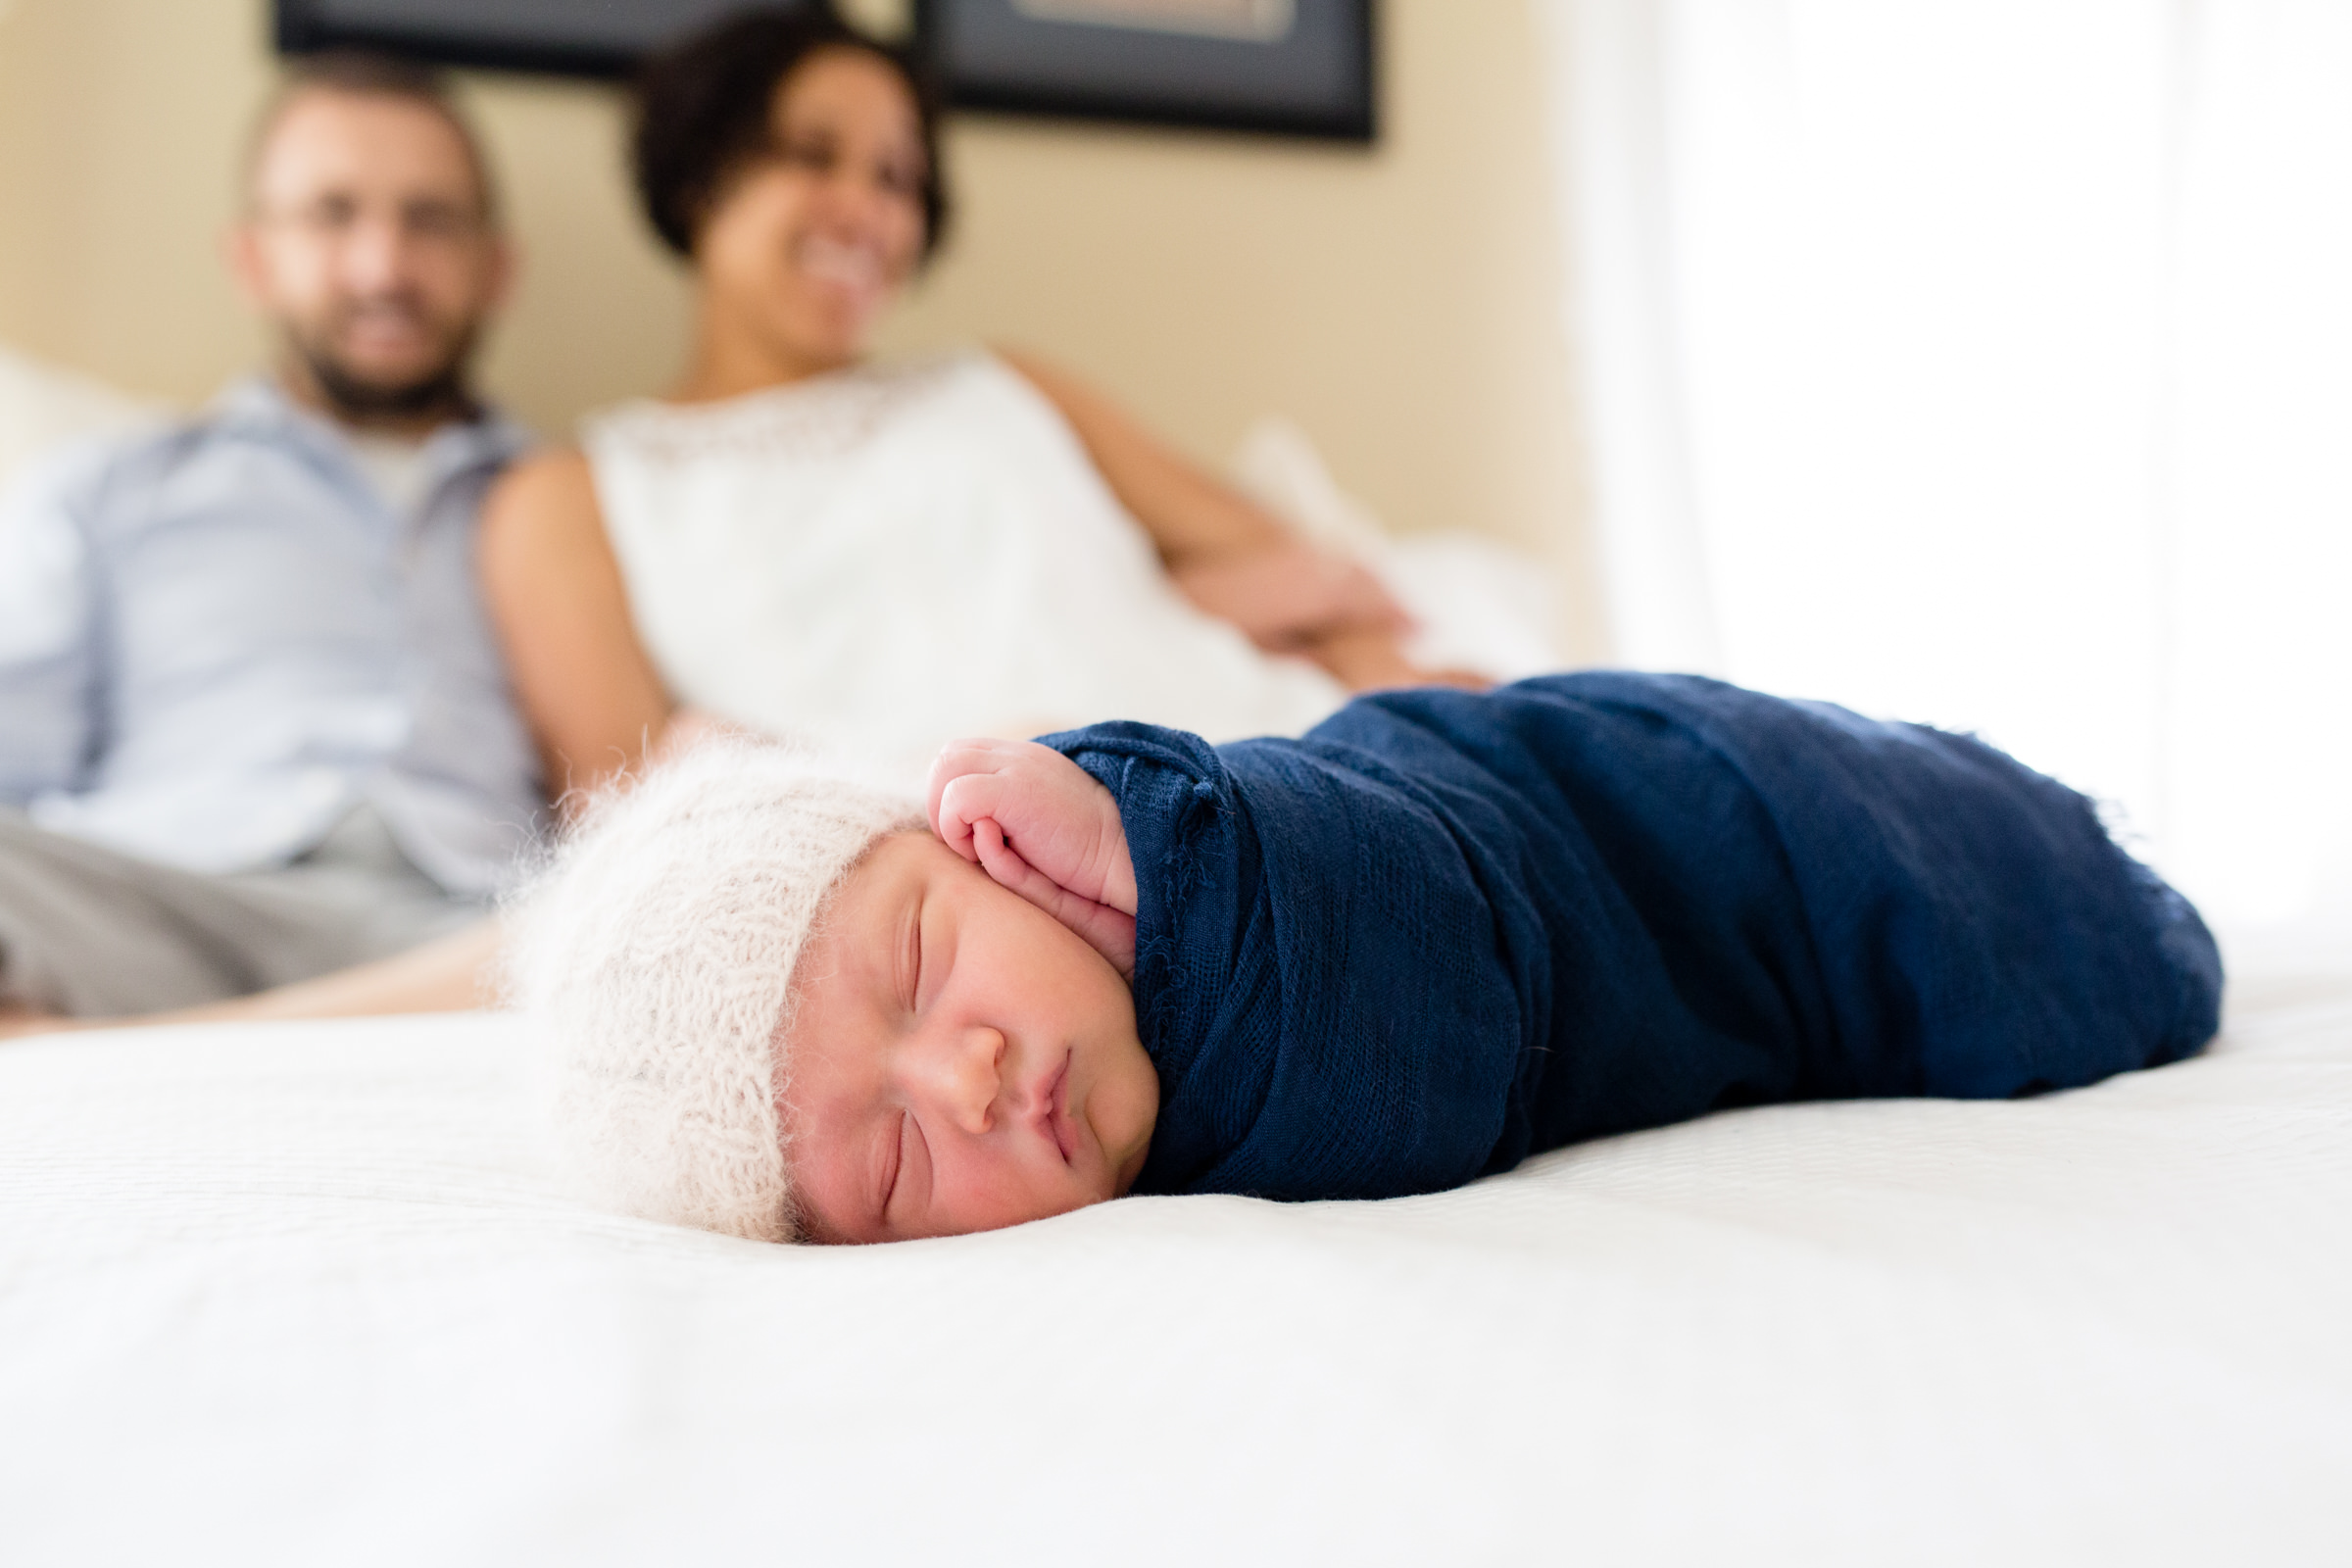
[[284, 304, 481, 423]]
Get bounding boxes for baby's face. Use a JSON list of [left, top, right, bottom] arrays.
[[780, 832, 1157, 1243]]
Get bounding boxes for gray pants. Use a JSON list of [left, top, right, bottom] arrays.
[[0, 807, 481, 1017]]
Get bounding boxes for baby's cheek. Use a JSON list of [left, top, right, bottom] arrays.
[[1096, 1046, 1161, 1193]]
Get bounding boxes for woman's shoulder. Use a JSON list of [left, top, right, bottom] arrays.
[[481, 445, 603, 548], [490, 443, 595, 503]]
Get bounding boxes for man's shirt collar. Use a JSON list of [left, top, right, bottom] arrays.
[[210, 374, 533, 493]]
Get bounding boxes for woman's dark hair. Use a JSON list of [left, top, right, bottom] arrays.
[[633, 4, 949, 263]]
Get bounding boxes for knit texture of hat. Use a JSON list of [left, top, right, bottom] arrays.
[[508, 738, 924, 1243]]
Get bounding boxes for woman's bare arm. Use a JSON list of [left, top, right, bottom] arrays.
[[0, 919, 504, 1039], [995, 347, 1471, 689], [996, 349, 1301, 565], [479, 449, 678, 808]]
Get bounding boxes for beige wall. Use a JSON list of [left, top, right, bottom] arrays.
[[0, 0, 1601, 657]]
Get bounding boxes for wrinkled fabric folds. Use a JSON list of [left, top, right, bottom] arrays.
[[1052, 672, 2221, 1200]]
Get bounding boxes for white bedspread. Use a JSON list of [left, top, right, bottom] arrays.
[[5, 923, 2349, 1566]]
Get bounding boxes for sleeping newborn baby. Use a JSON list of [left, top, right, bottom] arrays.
[[515, 672, 2223, 1244]]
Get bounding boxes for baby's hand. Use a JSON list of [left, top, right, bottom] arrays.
[[928, 739, 1138, 978]]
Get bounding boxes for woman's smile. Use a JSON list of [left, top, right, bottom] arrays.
[[795, 232, 887, 297]]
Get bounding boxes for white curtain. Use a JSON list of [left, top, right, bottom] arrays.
[[1543, 0, 2352, 928]]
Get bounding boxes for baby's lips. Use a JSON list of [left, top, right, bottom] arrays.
[[1038, 1050, 1077, 1165]]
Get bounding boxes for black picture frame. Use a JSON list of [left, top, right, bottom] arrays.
[[271, 0, 783, 81], [272, 0, 1378, 144], [915, 0, 1375, 142]]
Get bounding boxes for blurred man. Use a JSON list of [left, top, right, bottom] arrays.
[[0, 53, 542, 1028]]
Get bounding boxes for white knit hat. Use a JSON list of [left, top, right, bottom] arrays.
[[508, 738, 924, 1243]]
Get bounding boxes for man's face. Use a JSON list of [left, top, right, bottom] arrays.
[[232, 88, 510, 424]]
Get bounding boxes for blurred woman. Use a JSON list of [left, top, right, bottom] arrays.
[[486, 3, 1466, 801]]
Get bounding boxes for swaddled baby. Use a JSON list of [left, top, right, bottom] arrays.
[[515, 672, 2223, 1244]]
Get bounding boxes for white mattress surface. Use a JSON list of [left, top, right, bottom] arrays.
[[4, 924, 2348, 1566]]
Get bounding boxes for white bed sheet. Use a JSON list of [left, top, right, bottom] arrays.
[[4, 923, 2348, 1567]]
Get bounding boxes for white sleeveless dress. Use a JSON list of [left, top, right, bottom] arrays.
[[583, 352, 1346, 780]]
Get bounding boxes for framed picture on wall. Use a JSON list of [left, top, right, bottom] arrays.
[[914, 0, 1377, 142], [271, 0, 778, 79], [274, 0, 1378, 143]]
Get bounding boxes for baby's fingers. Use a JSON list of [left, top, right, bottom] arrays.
[[931, 769, 1009, 863], [1065, 903, 1137, 981], [971, 817, 1054, 904], [972, 819, 1136, 978], [927, 739, 1039, 855]]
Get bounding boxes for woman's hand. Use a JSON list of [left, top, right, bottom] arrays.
[[1298, 625, 1494, 695], [998, 350, 1427, 655], [0, 921, 505, 1040], [0, 1003, 89, 1041], [1178, 543, 1494, 693], [1169, 538, 1409, 654], [928, 739, 1138, 977]]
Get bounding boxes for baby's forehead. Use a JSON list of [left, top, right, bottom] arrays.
[[775, 831, 936, 1085], [793, 831, 928, 969]]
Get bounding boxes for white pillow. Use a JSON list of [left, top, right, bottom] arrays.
[[0, 344, 163, 498]]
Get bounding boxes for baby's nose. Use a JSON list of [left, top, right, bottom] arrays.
[[909, 1026, 1004, 1137]]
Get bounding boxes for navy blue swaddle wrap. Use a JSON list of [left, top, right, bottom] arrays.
[[1048, 672, 2221, 1201]]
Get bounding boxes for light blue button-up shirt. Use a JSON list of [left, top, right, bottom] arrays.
[[0, 377, 546, 897]]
